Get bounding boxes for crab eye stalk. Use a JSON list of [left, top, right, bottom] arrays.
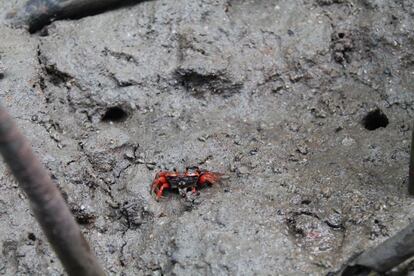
[[186, 166, 200, 174]]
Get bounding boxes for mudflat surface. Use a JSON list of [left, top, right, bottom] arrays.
[[0, 0, 414, 275]]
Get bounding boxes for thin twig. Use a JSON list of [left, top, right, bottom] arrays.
[[0, 105, 106, 276]]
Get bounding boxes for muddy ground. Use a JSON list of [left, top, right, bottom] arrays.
[[0, 0, 414, 275]]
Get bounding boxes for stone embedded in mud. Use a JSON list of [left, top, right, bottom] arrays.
[[341, 137, 355, 146], [70, 204, 96, 226]]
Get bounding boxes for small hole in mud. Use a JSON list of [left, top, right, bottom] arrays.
[[75, 215, 95, 225], [362, 109, 389, 131], [301, 199, 311, 205], [28, 233, 36, 241], [101, 107, 128, 122], [338, 32, 345, 39]]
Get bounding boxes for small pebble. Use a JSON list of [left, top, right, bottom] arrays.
[[273, 167, 282, 174], [124, 150, 135, 160], [296, 144, 308, 155], [146, 162, 156, 170], [341, 137, 355, 146], [238, 166, 249, 174], [31, 115, 39, 122]]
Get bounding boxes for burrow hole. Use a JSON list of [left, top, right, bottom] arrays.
[[28, 233, 36, 241], [301, 199, 312, 205], [362, 109, 389, 131], [101, 106, 129, 123]]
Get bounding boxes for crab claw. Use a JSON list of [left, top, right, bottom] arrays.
[[198, 171, 223, 186], [151, 175, 170, 200]]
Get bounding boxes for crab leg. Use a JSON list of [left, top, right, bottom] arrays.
[[156, 183, 170, 199]]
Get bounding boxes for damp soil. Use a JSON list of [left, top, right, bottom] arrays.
[[0, 0, 414, 275]]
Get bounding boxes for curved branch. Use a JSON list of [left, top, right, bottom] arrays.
[[0, 105, 105, 276]]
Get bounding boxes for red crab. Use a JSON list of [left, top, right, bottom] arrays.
[[151, 166, 222, 200]]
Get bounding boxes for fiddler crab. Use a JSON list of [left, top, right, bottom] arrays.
[[151, 166, 222, 200]]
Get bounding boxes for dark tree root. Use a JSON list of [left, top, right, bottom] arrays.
[[339, 221, 414, 275], [0, 105, 105, 276], [10, 0, 147, 33]]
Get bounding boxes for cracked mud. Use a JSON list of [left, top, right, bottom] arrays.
[[1, 0, 414, 275]]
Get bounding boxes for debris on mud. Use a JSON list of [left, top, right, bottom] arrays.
[[331, 30, 354, 63]]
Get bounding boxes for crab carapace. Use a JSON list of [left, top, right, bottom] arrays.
[[151, 166, 222, 200]]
